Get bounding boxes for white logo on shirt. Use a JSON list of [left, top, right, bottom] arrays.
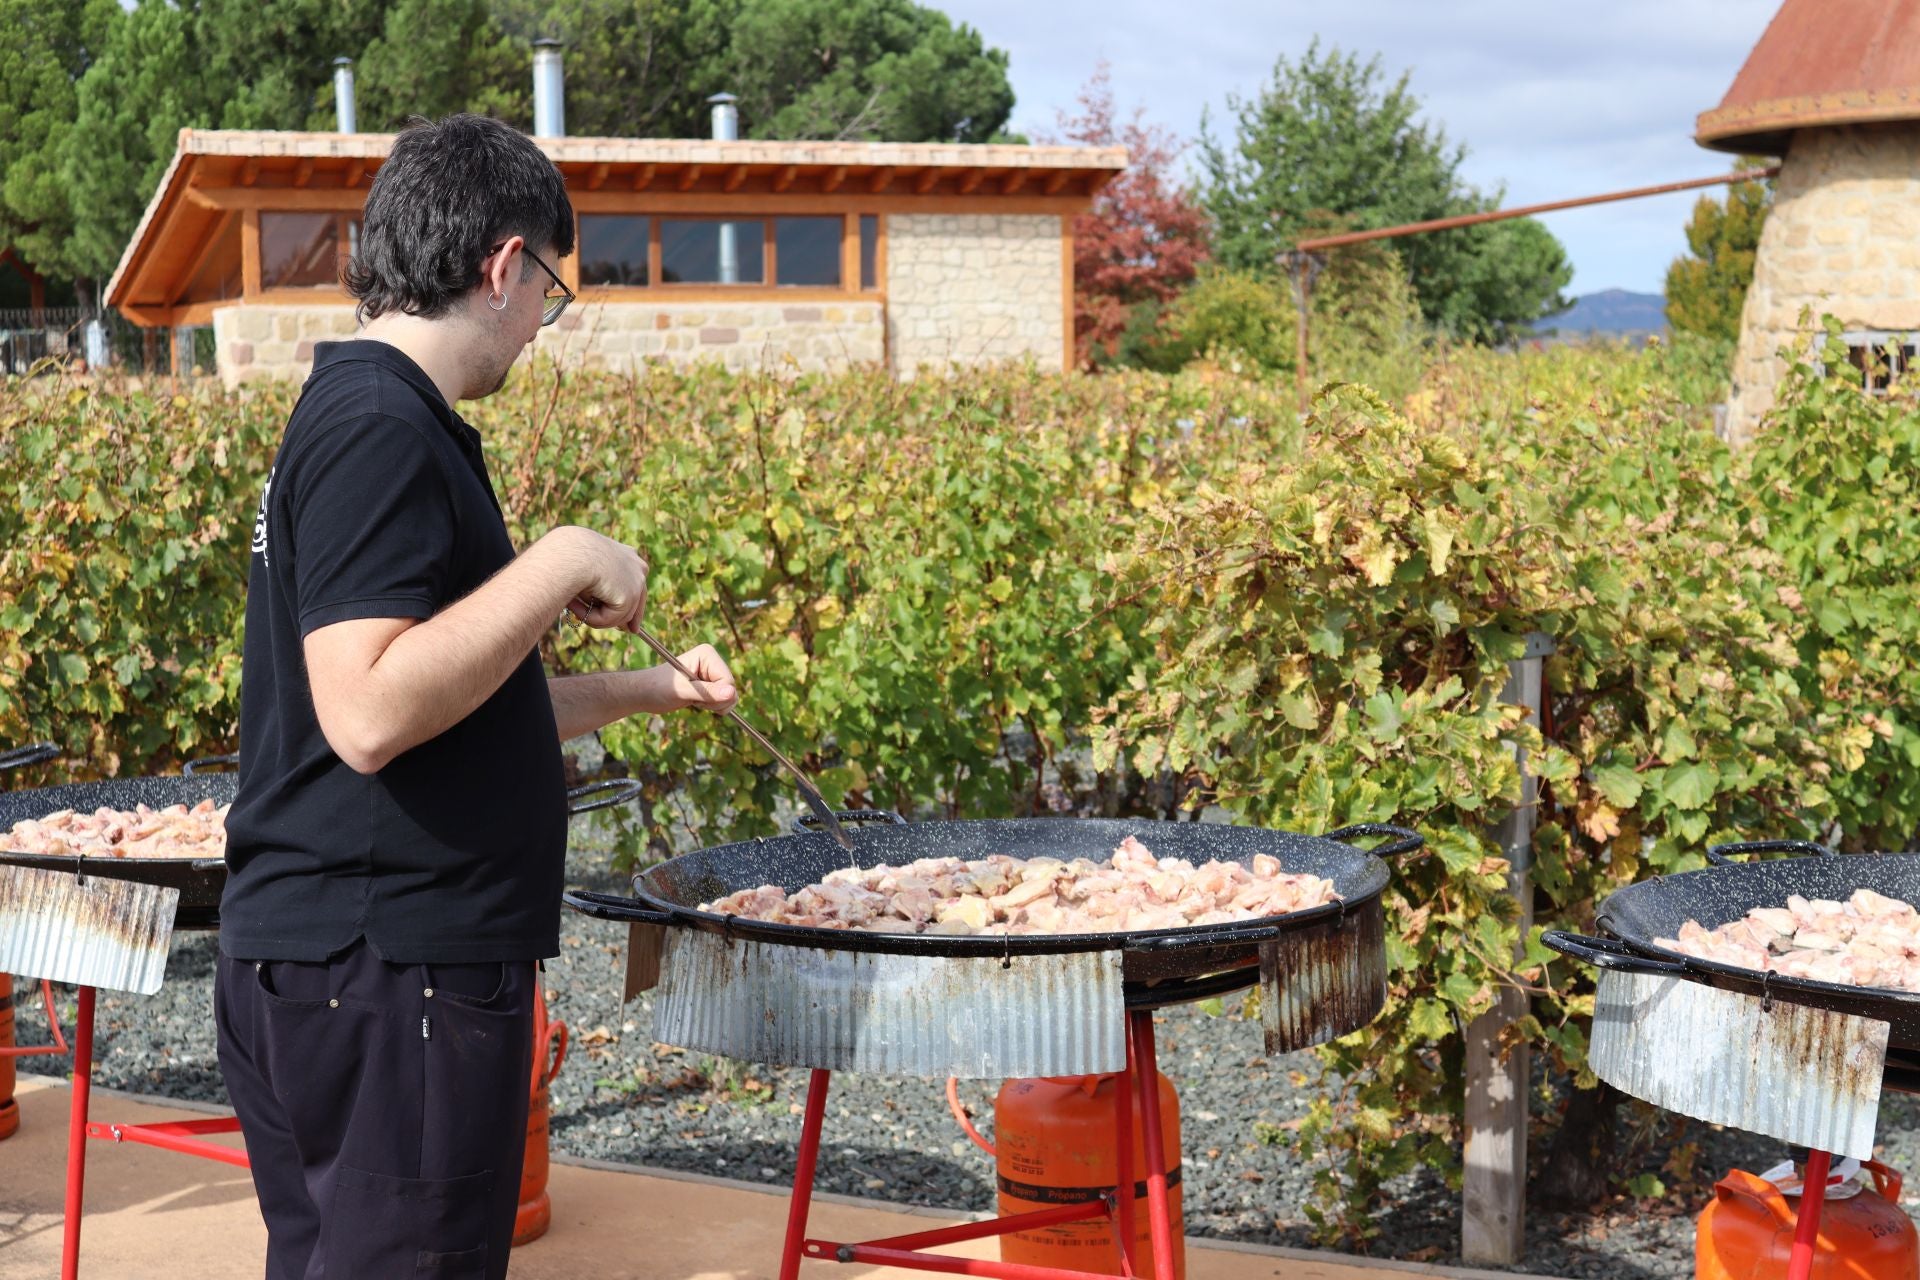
[[251, 467, 274, 565]]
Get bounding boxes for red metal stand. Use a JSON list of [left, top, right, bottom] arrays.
[[56, 984, 249, 1280], [1786, 1150, 1833, 1280], [782, 1009, 1177, 1280]]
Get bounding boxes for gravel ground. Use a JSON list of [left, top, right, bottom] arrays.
[[16, 803, 1920, 1279]]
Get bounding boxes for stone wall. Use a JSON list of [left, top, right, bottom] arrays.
[[885, 213, 1064, 375], [212, 303, 359, 389], [211, 300, 884, 385], [1725, 123, 1920, 444], [533, 300, 883, 373]]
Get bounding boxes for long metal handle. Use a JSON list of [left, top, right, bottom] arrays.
[[1541, 929, 1691, 976], [561, 888, 675, 925], [629, 624, 854, 851], [1704, 839, 1839, 867], [181, 752, 239, 776], [1324, 823, 1424, 859], [566, 778, 643, 817], [0, 742, 60, 772]]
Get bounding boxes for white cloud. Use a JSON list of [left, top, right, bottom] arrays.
[[944, 0, 1775, 293]]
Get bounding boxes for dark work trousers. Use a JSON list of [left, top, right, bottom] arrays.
[[214, 940, 536, 1280]]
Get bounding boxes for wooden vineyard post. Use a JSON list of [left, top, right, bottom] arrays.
[[1461, 631, 1553, 1265]]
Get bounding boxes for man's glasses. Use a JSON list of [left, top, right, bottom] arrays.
[[488, 241, 574, 326]]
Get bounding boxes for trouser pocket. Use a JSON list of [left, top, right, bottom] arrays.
[[323, 1166, 494, 1278]]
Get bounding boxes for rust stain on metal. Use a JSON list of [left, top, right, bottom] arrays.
[[0, 864, 179, 995], [1260, 899, 1387, 1053], [1590, 969, 1887, 1160], [652, 931, 1126, 1078], [621, 921, 665, 1001], [1696, 0, 1920, 153]]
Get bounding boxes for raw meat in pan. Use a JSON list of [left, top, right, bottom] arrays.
[[700, 835, 1340, 936]]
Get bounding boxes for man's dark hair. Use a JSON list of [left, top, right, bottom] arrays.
[[345, 113, 575, 323]]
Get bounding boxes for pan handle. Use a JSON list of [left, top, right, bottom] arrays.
[[1541, 930, 1692, 976], [182, 752, 239, 776], [561, 888, 674, 925], [791, 809, 907, 835], [0, 742, 59, 772], [567, 779, 643, 817], [1324, 823, 1424, 858], [1704, 839, 1838, 867]]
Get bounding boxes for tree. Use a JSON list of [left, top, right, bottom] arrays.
[[61, 0, 218, 286], [1665, 158, 1771, 343], [1049, 64, 1210, 369], [1199, 42, 1571, 343], [357, 0, 525, 130], [0, 0, 122, 295], [485, 0, 729, 138], [184, 0, 388, 131], [487, 0, 1014, 142]]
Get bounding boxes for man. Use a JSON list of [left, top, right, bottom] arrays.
[[216, 113, 736, 1279]]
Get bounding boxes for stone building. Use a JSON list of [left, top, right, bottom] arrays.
[[105, 129, 1123, 387], [1699, 0, 1920, 444]]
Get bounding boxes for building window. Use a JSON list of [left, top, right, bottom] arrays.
[[580, 214, 651, 286], [860, 214, 880, 291], [1840, 331, 1915, 394], [775, 217, 841, 287], [661, 218, 764, 284], [575, 213, 879, 292], [260, 212, 342, 289]]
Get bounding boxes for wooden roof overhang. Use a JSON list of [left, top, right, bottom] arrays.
[[108, 130, 1128, 323]]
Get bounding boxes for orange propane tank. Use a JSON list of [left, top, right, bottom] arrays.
[[995, 1073, 1186, 1279], [1696, 1160, 1920, 1280], [0, 974, 17, 1142], [512, 979, 567, 1248]]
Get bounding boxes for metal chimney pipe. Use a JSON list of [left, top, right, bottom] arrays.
[[332, 57, 357, 134], [533, 39, 566, 138], [708, 92, 739, 141], [709, 93, 739, 282]]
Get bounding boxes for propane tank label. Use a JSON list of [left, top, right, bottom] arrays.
[[997, 1167, 1184, 1204]]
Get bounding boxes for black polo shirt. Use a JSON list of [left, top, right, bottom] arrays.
[[221, 340, 567, 963]]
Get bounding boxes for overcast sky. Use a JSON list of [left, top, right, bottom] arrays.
[[941, 0, 1774, 296]]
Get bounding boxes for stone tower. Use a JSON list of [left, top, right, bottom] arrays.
[[1698, 0, 1920, 445]]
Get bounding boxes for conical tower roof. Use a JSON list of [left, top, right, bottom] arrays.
[[1697, 0, 1920, 155]]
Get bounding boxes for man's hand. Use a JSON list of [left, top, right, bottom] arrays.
[[664, 643, 738, 713], [546, 642, 739, 739], [548, 526, 649, 633]]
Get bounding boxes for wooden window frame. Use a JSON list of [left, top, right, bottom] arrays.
[[252, 209, 356, 294], [575, 211, 884, 304]]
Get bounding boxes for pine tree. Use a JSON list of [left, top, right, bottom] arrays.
[[1664, 159, 1772, 343]]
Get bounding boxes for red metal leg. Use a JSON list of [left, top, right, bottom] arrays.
[[781, 1068, 833, 1280], [85, 1116, 250, 1168], [826, 1245, 1144, 1279], [61, 985, 95, 1280], [1129, 1011, 1177, 1280], [1, 979, 70, 1060], [853, 1202, 1113, 1253], [1113, 1030, 1136, 1279], [1787, 1150, 1832, 1280]]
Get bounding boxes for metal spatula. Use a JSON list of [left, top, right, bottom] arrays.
[[629, 624, 855, 852]]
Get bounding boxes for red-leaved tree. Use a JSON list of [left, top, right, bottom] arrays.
[[1050, 64, 1212, 368]]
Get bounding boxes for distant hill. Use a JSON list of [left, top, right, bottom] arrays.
[[1539, 289, 1667, 338]]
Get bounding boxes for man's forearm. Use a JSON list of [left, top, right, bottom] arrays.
[[548, 667, 688, 741], [353, 537, 584, 762]]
